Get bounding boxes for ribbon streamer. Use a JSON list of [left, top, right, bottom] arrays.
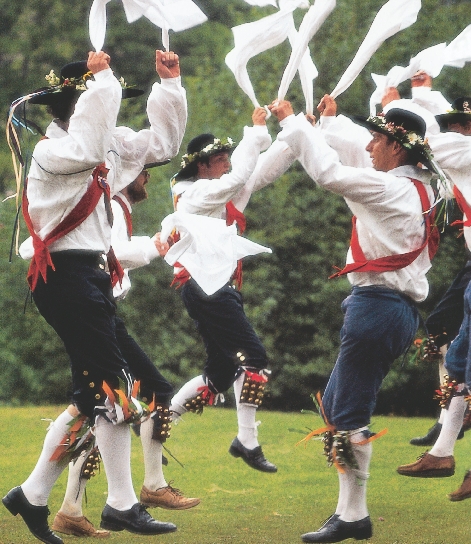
[[278, 0, 335, 114], [330, 0, 421, 99], [89, 0, 207, 52]]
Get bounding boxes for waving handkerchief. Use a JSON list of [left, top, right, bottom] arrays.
[[443, 24, 471, 68], [225, 0, 309, 109], [330, 0, 421, 99], [161, 212, 272, 296], [278, 0, 335, 113], [89, 0, 207, 51], [369, 42, 446, 115]]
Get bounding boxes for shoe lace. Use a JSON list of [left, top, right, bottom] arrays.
[[416, 450, 429, 461], [166, 481, 183, 496]]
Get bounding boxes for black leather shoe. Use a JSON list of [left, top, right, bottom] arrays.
[[100, 503, 177, 535], [2, 486, 63, 544], [410, 422, 441, 446], [229, 437, 277, 473], [301, 516, 372, 543]]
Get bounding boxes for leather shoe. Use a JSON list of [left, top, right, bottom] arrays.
[[409, 422, 441, 446], [100, 503, 176, 535], [140, 485, 200, 509], [448, 470, 471, 501], [2, 486, 63, 544], [52, 511, 110, 537], [229, 437, 277, 473], [397, 452, 454, 477], [301, 515, 372, 542]]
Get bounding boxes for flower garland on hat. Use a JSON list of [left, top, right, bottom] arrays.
[[179, 137, 235, 171], [365, 112, 430, 155]]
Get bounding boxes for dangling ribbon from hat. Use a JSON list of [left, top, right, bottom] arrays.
[[225, 0, 311, 114], [277, 0, 335, 115], [330, 0, 421, 99], [89, 0, 208, 52]]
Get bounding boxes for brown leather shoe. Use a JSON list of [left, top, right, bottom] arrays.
[[140, 485, 200, 510], [448, 470, 471, 501], [397, 452, 455, 477], [52, 511, 110, 538]]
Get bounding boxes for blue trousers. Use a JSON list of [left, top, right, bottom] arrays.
[[181, 279, 267, 393], [322, 286, 419, 430], [444, 279, 471, 385], [425, 260, 471, 348]]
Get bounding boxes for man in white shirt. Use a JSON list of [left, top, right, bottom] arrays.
[[396, 97, 471, 499], [3, 49, 186, 543], [269, 98, 437, 543], [50, 166, 199, 538], [166, 109, 279, 473]]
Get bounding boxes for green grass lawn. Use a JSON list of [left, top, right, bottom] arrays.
[[1, 405, 470, 543]]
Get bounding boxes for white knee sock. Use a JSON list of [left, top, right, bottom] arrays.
[[234, 372, 260, 450], [140, 417, 167, 491], [58, 450, 91, 517], [170, 375, 207, 417], [95, 416, 137, 511], [339, 428, 371, 523], [21, 409, 75, 506], [335, 471, 349, 517], [430, 391, 467, 458]]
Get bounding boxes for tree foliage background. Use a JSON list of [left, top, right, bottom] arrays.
[[0, 0, 470, 415]]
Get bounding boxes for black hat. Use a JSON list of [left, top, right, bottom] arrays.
[[435, 97, 471, 131], [143, 159, 171, 169], [353, 108, 433, 170], [174, 133, 235, 181], [29, 60, 143, 106]]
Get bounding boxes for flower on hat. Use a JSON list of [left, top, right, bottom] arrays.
[[43, 69, 93, 92], [179, 137, 235, 169], [366, 113, 430, 153]]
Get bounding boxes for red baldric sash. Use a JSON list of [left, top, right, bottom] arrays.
[[112, 195, 133, 240], [225, 200, 246, 290], [23, 163, 124, 291], [330, 179, 439, 279], [451, 185, 471, 228]]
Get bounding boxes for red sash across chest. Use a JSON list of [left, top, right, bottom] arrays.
[[23, 163, 124, 290], [330, 178, 439, 278]]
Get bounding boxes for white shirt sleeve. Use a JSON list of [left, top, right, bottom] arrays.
[[31, 68, 122, 179], [111, 76, 187, 193], [177, 124, 271, 214], [111, 199, 159, 270]]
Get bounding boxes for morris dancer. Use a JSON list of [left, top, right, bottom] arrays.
[[164, 108, 278, 473], [396, 97, 471, 502], [270, 98, 438, 543], [2, 49, 186, 544], [50, 166, 199, 539]]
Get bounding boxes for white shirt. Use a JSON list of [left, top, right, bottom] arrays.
[[172, 125, 271, 217], [164, 124, 272, 295], [20, 69, 187, 257], [110, 194, 160, 300], [278, 113, 434, 302]]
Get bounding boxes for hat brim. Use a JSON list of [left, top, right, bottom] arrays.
[[436, 112, 471, 132], [352, 115, 433, 172], [29, 86, 144, 105], [144, 159, 171, 169]]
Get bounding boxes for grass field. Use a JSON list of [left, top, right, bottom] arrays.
[[1, 405, 470, 543]]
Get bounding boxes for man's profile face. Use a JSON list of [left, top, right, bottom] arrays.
[[365, 131, 396, 172], [197, 152, 231, 180], [127, 170, 150, 204]]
